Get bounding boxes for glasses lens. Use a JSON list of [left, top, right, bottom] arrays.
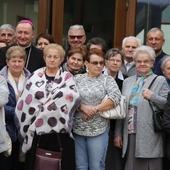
[[69, 35, 84, 39], [90, 61, 104, 66]]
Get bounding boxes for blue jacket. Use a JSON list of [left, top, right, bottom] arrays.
[[0, 66, 31, 142]]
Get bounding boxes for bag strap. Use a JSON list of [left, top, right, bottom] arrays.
[[147, 75, 158, 112], [148, 76, 158, 89], [37, 133, 63, 152]]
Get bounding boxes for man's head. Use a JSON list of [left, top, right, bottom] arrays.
[[67, 25, 86, 48], [122, 36, 141, 63], [0, 24, 16, 46], [16, 20, 34, 47], [146, 28, 165, 56], [86, 37, 108, 54]]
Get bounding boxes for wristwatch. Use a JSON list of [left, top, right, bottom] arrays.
[[95, 106, 99, 112]]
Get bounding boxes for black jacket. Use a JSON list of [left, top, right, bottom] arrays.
[[0, 44, 45, 73]]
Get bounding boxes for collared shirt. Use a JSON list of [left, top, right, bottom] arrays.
[[124, 60, 135, 71]]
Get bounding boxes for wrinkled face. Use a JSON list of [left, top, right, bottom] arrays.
[[146, 31, 165, 52], [68, 29, 86, 48], [0, 29, 15, 46], [44, 48, 63, 70], [16, 23, 34, 47], [6, 56, 25, 75], [85, 54, 104, 77], [105, 54, 123, 73], [36, 37, 50, 50], [162, 60, 170, 80], [135, 53, 154, 74], [0, 42, 7, 48], [67, 53, 84, 72], [122, 39, 139, 59]]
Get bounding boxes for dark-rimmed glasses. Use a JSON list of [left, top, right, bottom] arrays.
[[68, 35, 85, 40]]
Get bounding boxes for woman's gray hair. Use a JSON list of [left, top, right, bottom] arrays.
[[122, 36, 141, 48], [43, 43, 65, 58], [161, 56, 170, 70], [6, 46, 26, 61], [133, 45, 156, 61]]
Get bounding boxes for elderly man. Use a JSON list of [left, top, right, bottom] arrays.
[[67, 24, 86, 48], [0, 24, 16, 46], [62, 24, 86, 65], [146, 28, 168, 75], [0, 20, 45, 72], [120, 36, 141, 77]]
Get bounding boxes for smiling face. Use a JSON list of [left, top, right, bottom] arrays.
[[135, 52, 154, 75], [6, 56, 25, 76], [67, 53, 84, 72], [68, 29, 86, 48], [0, 29, 16, 46], [16, 23, 34, 47]]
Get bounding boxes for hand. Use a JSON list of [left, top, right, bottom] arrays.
[[114, 136, 123, 148], [81, 104, 97, 117], [82, 113, 93, 121], [142, 88, 152, 99]]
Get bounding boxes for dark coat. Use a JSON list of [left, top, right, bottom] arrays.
[[0, 44, 45, 73]]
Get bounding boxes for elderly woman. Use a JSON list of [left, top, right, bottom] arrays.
[[73, 48, 121, 170], [15, 43, 81, 170], [62, 46, 86, 75], [114, 45, 169, 170], [161, 56, 170, 86], [104, 48, 126, 170], [0, 46, 30, 170]]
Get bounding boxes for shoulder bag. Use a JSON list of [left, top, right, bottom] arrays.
[[99, 77, 126, 119], [34, 134, 62, 170], [148, 76, 164, 132]]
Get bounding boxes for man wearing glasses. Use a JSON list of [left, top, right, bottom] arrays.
[[62, 24, 86, 65]]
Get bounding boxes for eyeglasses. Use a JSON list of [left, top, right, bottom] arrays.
[[108, 59, 121, 63], [135, 60, 152, 64], [89, 61, 105, 66], [46, 55, 60, 60], [68, 35, 85, 40]]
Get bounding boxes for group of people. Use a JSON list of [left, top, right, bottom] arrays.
[[0, 19, 169, 170]]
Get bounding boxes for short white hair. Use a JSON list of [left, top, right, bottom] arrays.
[[133, 45, 155, 62], [68, 24, 85, 35], [122, 36, 141, 48]]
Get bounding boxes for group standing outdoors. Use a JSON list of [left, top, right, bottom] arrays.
[[0, 18, 170, 170]]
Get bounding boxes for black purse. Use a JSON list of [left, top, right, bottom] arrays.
[[148, 76, 164, 132], [34, 134, 63, 170]]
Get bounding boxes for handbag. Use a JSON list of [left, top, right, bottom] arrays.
[[100, 95, 126, 119], [34, 134, 62, 170], [148, 76, 163, 132], [99, 77, 126, 119]]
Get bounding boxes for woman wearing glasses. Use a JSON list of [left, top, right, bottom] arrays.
[[73, 48, 121, 170], [15, 44, 81, 170], [114, 45, 169, 170]]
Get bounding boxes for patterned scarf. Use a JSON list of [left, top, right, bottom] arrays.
[[15, 67, 81, 153], [129, 70, 153, 106]]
